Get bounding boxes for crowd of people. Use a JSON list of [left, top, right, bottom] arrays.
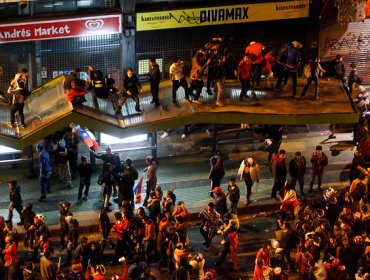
[[58, 35, 345, 114], [3, 125, 370, 280], [2, 33, 370, 280]]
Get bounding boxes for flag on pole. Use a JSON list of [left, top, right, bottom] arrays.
[[134, 175, 144, 204], [77, 127, 99, 151]]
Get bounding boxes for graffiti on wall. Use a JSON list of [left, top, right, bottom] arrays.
[[320, 20, 370, 82]]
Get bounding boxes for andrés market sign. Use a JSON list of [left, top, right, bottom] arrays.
[[137, 0, 309, 31], [0, 14, 121, 43]]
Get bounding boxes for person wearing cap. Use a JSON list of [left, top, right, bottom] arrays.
[[271, 149, 287, 200], [282, 41, 302, 97], [209, 151, 225, 197], [226, 178, 240, 214], [143, 156, 157, 206], [211, 186, 228, 218], [199, 202, 220, 250], [245, 41, 266, 86], [289, 151, 307, 197], [309, 145, 328, 193], [238, 157, 261, 205], [77, 155, 92, 204], [55, 139, 73, 188], [37, 143, 52, 202]]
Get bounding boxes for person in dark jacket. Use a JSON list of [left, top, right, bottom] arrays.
[[22, 202, 36, 249], [271, 149, 287, 200], [7, 180, 23, 225], [55, 139, 72, 188], [211, 187, 228, 218], [309, 145, 328, 193], [59, 201, 72, 250], [101, 163, 114, 211], [289, 151, 307, 197], [209, 151, 225, 197], [282, 41, 302, 97], [77, 156, 92, 204], [66, 217, 80, 265], [119, 157, 138, 208], [331, 54, 346, 84], [115, 68, 143, 114], [300, 58, 325, 99], [37, 143, 52, 201], [147, 58, 161, 108], [226, 178, 240, 214], [348, 63, 359, 95], [280, 222, 294, 271]]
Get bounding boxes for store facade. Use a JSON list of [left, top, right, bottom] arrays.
[[0, 13, 122, 92]]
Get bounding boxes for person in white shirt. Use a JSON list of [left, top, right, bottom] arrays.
[[169, 58, 191, 104]]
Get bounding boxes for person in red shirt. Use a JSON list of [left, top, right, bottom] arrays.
[[255, 244, 271, 268], [66, 80, 88, 105], [262, 50, 275, 79], [112, 212, 131, 264], [237, 54, 253, 100], [142, 215, 157, 266], [245, 41, 266, 86], [173, 201, 188, 221], [3, 235, 17, 279]]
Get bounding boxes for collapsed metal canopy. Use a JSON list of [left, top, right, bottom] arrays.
[[0, 75, 359, 149]]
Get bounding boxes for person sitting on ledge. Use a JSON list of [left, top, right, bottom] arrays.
[[66, 80, 88, 106]]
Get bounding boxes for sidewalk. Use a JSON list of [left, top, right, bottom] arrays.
[[0, 126, 355, 234]]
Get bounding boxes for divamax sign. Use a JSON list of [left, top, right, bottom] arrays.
[[137, 1, 309, 31]]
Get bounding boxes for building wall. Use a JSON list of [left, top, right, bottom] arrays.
[[319, 19, 370, 83], [136, 19, 311, 79]]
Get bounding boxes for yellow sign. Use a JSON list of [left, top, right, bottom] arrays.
[[137, 1, 309, 31]]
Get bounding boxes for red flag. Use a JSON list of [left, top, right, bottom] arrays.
[[134, 176, 144, 204]]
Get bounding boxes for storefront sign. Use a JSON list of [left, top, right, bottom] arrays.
[[0, 14, 121, 43], [137, 1, 308, 31]]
